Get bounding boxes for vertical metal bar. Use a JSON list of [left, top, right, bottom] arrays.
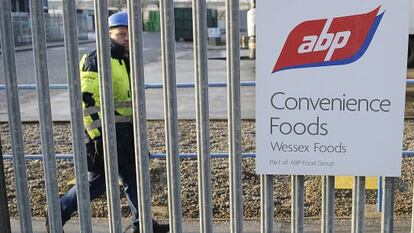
[[0, 135, 12, 233], [293, 175, 304, 233], [378, 177, 383, 212], [261, 175, 273, 233], [381, 177, 395, 233], [411, 181, 414, 233], [127, 0, 153, 233], [192, 0, 213, 233], [159, 1, 183, 232], [226, 0, 242, 231], [28, 0, 63, 232], [93, 1, 122, 232], [291, 176, 297, 233], [351, 176, 365, 233], [61, 0, 92, 232], [0, 0, 33, 232], [321, 176, 335, 233], [321, 176, 327, 233]]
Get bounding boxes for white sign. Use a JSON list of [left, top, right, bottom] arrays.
[[256, 0, 409, 176]]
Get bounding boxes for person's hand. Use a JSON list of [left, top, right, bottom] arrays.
[[94, 137, 104, 157]]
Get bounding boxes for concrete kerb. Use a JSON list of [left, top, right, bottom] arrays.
[[12, 39, 96, 53]]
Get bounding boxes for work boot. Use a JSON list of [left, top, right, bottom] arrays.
[[124, 220, 169, 233], [153, 219, 169, 233]]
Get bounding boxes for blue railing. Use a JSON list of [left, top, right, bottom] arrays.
[[1, 151, 412, 160], [1, 79, 413, 213], [0, 79, 413, 90], [0, 81, 257, 90], [2, 151, 410, 213]]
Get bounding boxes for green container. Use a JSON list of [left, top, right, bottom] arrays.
[[149, 11, 160, 23], [144, 22, 152, 31], [174, 8, 218, 41], [150, 21, 160, 32], [144, 10, 160, 32]]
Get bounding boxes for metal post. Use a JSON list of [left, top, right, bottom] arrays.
[[61, 0, 92, 232], [292, 175, 304, 233], [226, 0, 242, 231], [29, 0, 63, 231], [411, 181, 414, 233], [261, 175, 273, 233], [378, 177, 383, 212], [159, 0, 183, 232], [291, 176, 296, 233], [381, 177, 395, 233], [192, 0, 213, 232], [321, 176, 335, 233], [127, 0, 154, 233], [0, 0, 33, 232], [322, 176, 327, 233], [0, 135, 11, 233], [351, 176, 365, 233], [94, 1, 122, 232]]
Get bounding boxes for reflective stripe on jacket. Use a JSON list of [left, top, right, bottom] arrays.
[[80, 44, 132, 139]]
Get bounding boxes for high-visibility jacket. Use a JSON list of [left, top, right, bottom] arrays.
[[80, 43, 132, 140]]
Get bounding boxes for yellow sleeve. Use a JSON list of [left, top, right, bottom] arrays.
[[80, 54, 102, 139]]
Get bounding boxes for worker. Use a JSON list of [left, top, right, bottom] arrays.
[[46, 11, 169, 233]]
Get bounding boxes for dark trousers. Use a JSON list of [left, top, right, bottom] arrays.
[[60, 123, 139, 228], [59, 168, 139, 228]]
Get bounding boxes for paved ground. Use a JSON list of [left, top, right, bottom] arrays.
[[0, 34, 255, 121], [9, 217, 413, 232], [3, 34, 414, 233], [2, 33, 413, 122]]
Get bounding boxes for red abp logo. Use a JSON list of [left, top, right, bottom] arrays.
[[272, 7, 384, 73]]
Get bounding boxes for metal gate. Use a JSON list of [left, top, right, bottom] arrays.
[[0, 0, 413, 233]]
